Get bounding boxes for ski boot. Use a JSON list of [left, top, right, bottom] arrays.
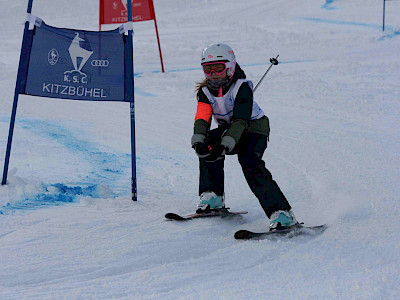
[[269, 210, 297, 231], [197, 191, 225, 213]]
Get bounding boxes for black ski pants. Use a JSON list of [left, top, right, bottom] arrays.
[[199, 127, 291, 218]]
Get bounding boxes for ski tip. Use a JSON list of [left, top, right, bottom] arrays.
[[234, 230, 252, 240], [304, 224, 328, 232], [165, 213, 187, 221]]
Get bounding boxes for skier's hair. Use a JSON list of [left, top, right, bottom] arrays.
[[195, 79, 208, 99]]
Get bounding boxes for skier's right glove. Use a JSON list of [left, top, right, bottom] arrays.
[[191, 133, 211, 158]]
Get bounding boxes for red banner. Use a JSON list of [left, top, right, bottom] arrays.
[[99, 0, 164, 73], [100, 0, 155, 25]]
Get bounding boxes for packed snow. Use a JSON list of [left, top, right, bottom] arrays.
[[0, 0, 399, 299]]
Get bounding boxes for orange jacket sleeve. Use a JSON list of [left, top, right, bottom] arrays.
[[195, 102, 212, 123]]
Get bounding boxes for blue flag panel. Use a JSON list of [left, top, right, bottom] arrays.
[[25, 22, 127, 102]]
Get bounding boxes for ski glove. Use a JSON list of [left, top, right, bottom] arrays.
[[220, 136, 236, 153], [206, 144, 227, 162], [193, 142, 211, 158], [191, 133, 210, 158]]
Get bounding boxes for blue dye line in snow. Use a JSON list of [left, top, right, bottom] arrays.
[[19, 119, 131, 185], [134, 60, 313, 77], [379, 30, 400, 40], [0, 183, 98, 214], [302, 17, 399, 39], [303, 17, 384, 30], [243, 60, 314, 67], [0, 114, 11, 123], [135, 87, 156, 97], [321, 0, 337, 10], [0, 118, 131, 214]]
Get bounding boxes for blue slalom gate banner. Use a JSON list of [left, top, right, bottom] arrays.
[[2, 0, 137, 201], [24, 22, 126, 101]]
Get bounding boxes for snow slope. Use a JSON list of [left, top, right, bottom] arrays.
[[0, 0, 399, 299]]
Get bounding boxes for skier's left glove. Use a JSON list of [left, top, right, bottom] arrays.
[[206, 136, 236, 162], [206, 144, 227, 162], [220, 136, 236, 153]]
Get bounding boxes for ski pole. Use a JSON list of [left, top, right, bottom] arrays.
[[253, 55, 279, 92]]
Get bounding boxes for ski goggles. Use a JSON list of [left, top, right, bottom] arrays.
[[202, 61, 229, 76]]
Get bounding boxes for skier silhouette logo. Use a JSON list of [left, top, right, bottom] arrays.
[[64, 33, 93, 84], [121, 0, 128, 14], [68, 33, 93, 73], [120, 0, 138, 15]]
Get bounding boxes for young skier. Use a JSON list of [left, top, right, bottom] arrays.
[[191, 43, 297, 230]]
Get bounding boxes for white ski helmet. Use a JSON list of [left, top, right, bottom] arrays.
[[201, 43, 236, 77]]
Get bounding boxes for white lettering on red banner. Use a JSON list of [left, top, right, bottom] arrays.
[[100, 0, 155, 25]]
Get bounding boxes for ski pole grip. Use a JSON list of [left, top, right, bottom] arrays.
[[270, 55, 279, 65]]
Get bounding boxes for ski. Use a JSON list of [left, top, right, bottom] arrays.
[[165, 209, 248, 221], [234, 223, 327, 240]]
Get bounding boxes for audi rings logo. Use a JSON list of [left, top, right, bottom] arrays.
[[91, 59, 110, 67]]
